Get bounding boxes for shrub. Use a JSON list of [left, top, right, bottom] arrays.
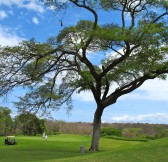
[[122, 128, 142, 139], [101, 127, 122, 137]]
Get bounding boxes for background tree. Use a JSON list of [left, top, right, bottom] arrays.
[[0, 0, 168, 150], [0, 107, 13, 136], [14, 113, 46, 136]]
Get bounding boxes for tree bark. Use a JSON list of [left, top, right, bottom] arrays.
[[89, 107, 103, 151]]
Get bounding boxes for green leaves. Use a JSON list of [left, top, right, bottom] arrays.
[[0, 0, 167, 119], [0, 107, 12, 136], [76, 70, 95, 92], [14, 112, 46, 135], [57, 20, 96, 50], [94, 25, 126, 41]]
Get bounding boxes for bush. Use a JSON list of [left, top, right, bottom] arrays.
[[122, 128, 142, 139], [53, 132, 60, 135], [101, 127, 122, 137]]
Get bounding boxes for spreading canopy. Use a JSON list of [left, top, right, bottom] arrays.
[[0, 0, 168, 115]]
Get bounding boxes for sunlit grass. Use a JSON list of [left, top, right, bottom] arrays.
[[0, 134, 168, 162]]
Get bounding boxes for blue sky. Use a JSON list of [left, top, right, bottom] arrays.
[[0, 0, 168, 124]]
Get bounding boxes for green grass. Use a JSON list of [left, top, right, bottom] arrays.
[[0, 134, 168, 162]]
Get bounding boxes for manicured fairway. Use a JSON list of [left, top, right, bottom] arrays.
[[0, 134, 168, 162]]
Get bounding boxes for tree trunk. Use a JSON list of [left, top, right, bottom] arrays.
[[89, 107, 103, 151]]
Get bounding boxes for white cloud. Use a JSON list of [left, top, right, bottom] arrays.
[[0, 26, 24, 46], [121, 78, 168, 101], [22, 1, 44, 13], [0, 0, 23, 6], [73, 90, 94, 102], [73, 77, 168, 102], [109, 113, 168, 124], [47, 5, 57, 11], [32, 17, 39, 25], [0, 10, 8, 19], [0, 0, 44, 13]]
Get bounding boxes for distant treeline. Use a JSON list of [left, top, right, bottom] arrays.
[[45, 120, 168, 140], [1, 106, 168, 140]]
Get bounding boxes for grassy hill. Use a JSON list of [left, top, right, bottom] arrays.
[[0, 134, 168, 162]]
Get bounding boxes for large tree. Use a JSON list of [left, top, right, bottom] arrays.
[[0, 0, 168, 151]]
